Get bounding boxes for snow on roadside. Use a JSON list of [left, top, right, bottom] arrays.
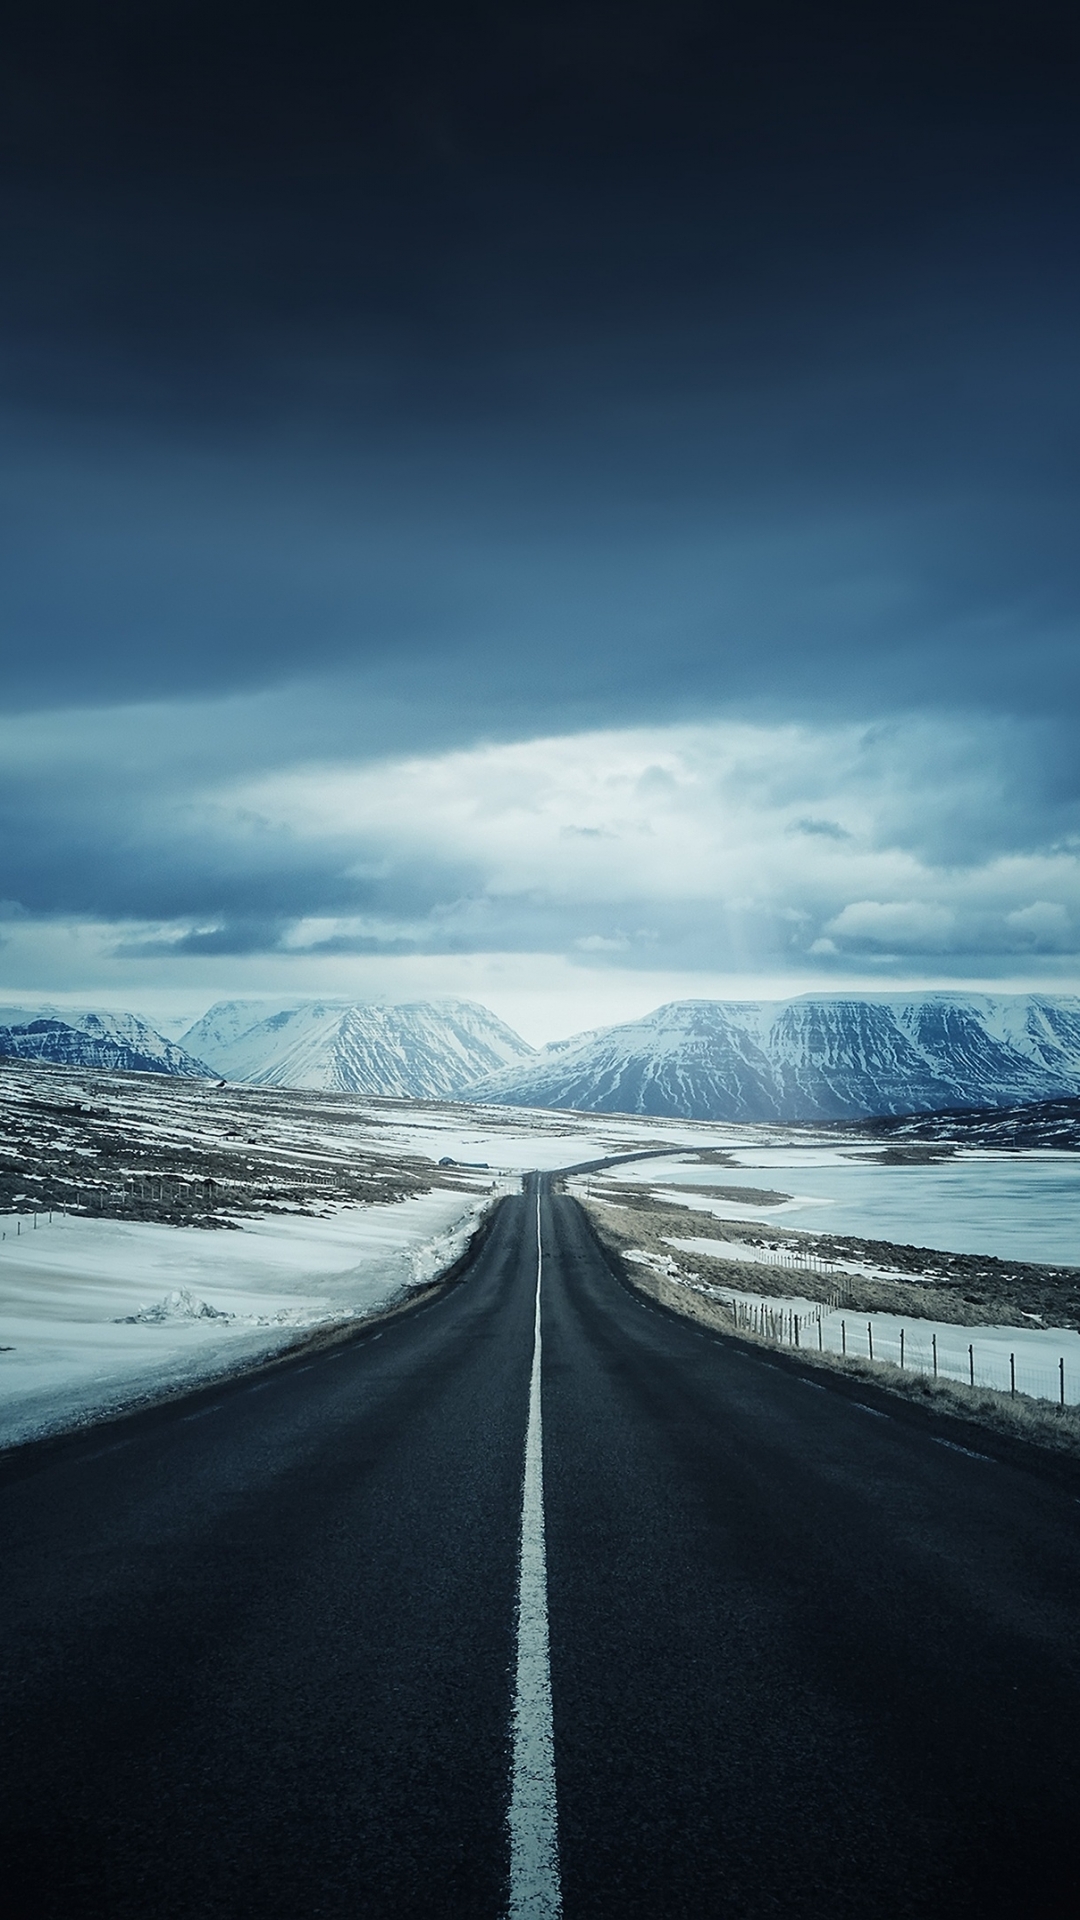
[[0, 1185, 501, 1450]]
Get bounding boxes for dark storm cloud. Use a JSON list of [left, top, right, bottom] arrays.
[[1, 1, 1079, 732], [3, 2, 1080, 987]]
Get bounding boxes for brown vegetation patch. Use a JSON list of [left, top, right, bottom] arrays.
[[577, 1184, 1080, 1331], [0, 1057, 478, 1227]]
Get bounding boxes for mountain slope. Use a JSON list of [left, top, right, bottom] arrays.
[[181, 998, 534, 1096], [0, 1009, 210, 1077], [465, 993, 1080, 1122], [861, 1095, 1080, 1152]]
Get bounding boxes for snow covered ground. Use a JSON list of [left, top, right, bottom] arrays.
[[0, 1187, 500, 1450]]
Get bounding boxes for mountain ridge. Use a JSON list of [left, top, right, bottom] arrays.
[[0, 1008, 211, 1077], [464, 991, 1080, 1122], [181, 997, 534, 1096]]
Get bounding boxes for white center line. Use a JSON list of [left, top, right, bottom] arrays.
[[506, 1186, 562, 1919]]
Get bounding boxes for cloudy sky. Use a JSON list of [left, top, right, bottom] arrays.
[[2, 2, 1079, 1042]]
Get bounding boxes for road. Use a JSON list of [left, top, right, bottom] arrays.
[[2, 1174, 1079, 1918]]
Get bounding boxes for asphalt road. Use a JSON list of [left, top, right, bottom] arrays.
[[2, 1176, 1079, 1918]]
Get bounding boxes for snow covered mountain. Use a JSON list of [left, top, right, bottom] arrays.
[[0, 1008, 210, 1077], [181, 998, 534, 1096], [465, 993, 1080, 1122]]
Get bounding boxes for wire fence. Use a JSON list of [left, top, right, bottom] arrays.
[[724, 1293, 1078, 1407], [0, 1207, 60, 1241]]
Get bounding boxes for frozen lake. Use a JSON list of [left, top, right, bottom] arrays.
[[613, 1147, 1080, 1267]]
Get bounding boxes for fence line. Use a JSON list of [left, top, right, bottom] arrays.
[[723, 1293, 1073, 1408], [744, 1244, 853, 1311]]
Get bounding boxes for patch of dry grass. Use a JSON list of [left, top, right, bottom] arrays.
[[0, 1055, 477, 1226]]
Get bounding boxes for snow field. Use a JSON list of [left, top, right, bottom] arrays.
[[0, 1185, 499, 1450]]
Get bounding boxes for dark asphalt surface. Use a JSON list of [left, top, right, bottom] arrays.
[[2, 1176, 1079, 1918]]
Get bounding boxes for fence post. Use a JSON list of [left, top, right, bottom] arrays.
[[1010, 1352, 1015, 1396], [841, 1319, 846, 1355], [867, 1321, 874, 1362], [818, 1318, 823, 1351], [968, 1344, 974, 1388], [932, 1332, 937, 1377], [794, 1315, 800, 1349], [899, 1328, 905, 1370], [1061, 1356, 1066, 1407]]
